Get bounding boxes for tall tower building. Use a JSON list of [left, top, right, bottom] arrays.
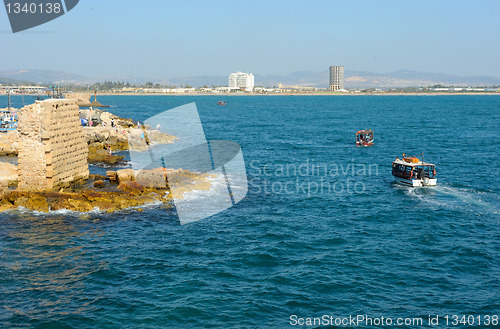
[[329, 66, 344, 91]]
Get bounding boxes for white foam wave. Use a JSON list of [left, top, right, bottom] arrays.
[[401, 183, 499, 214], [9, 201, 168, 217]]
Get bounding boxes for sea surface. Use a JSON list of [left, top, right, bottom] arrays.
[[1, 95, 499, 328]]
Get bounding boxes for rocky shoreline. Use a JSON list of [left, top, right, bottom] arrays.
[[0, 108, 210, 214], [0, 167, 213, 213]]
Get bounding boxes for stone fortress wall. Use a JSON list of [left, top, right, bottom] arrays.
[[17, 99, 89, 191]]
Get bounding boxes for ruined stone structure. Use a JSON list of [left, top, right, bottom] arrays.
[[17, 99, 89, 191], [64, 92, 92, 107]]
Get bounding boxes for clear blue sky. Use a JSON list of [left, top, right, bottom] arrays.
[[1, 0, 499, 79]]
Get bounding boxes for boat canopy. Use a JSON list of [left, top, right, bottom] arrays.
[[356, 129, 373, 135], [393, 159, 435, 167]]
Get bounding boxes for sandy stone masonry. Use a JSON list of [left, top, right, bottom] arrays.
[[17, 99, 89, 191]]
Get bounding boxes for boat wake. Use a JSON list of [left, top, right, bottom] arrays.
[[402, 184, 499, 215]]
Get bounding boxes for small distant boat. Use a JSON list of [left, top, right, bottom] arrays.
[[392, 153, 437, 187], [217, 101, 226, 105], [356, 129, 374, 146]]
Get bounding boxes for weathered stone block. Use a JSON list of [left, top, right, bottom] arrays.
[[18, 99, 89, 191]]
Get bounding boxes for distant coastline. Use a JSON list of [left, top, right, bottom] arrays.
[[90, 92, 500, 96]]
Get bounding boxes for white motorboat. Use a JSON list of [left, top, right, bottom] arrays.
[[392, 154, 437, 187]]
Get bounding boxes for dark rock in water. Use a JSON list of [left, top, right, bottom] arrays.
[[87, 140, 128, 165], [87, 152, 125, 164], [94, 180, 106, 188], [90, 174, 107, 181], [93, 155, 125, 164]]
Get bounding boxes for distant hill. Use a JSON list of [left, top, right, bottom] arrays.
[[343, 70, 500, 88], [0, 76, 29, 85], [251, 70, 500, 88], [0, 70, 160, 86], [1, 69, 499, 88], [0, 69, 90, 84]]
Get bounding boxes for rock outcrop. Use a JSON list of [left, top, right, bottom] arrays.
[[0, 130, 19, 156], [108, 168, 213, 200], [0, 162, 18, 187], [0, 167, 214, 213], [1, 185, 172, 213]]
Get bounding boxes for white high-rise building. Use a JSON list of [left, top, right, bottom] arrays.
[[229, 71, 254, 91]]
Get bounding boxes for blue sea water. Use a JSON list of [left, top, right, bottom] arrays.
[[1, 95, 499, 328]]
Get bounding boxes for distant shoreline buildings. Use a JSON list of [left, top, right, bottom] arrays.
[[0, 85, 46, 93], [2, 66, 499, 95], [329, 66, 344, 91], [229, 71, 254, 91]]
